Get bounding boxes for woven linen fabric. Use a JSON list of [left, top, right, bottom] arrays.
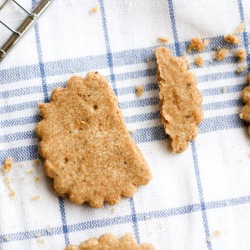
[[0, 0, 250, 249]]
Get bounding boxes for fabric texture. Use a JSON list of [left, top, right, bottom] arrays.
[[0, 0, 250, 249]]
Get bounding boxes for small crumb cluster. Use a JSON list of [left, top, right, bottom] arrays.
[[187, 37, 210, 53], [215, 48, 228, 61], [224, 33, 240, 44]]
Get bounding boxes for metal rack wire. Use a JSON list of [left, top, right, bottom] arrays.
[[0, 0, 53, 62]]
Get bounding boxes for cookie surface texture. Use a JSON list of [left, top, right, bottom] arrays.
[[65, 233, 155, 250], [36, 73, 152, 208], [154, 47, 203, 153]]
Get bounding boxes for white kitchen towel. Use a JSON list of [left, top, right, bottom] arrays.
[[0, 0, 250, 249]]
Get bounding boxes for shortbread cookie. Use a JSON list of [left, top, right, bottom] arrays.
[[241, 73, 250, 135], [154, 47, 203, 153], [65, 233, 155, 250], [36, 73, 152, 208]]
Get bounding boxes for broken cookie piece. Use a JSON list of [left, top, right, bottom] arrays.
[[65, 233, 155, 250], [154, 47, 203, 153], [36, 73, 152, 208], [241, 73, 250, 135]]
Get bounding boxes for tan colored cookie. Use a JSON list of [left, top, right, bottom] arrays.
[[241, 73, 250, 135], [154, 47, 203, 153], [36, 73, 152, 208], [65, 233, 155, 250]]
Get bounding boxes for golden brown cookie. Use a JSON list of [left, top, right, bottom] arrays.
[[65, 233, 155, 250], [154, 47, 203, 153], [36, 73, 152, 208], [241, 73, 250, 135]]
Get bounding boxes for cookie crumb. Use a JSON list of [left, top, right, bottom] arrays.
[[213, 230, 221, 237], [89, 5, 99, 14], [158, 36, 169, 43], [236, 22, 245, 33], [203, 39, 210, 47], [224, 33, 240, 44], [136, 85, 144, 97], [4, 235, 9, 241], [236, 65, 246, 74], [194, 55, 204, 67], [31, 195, 40, 201], [37, 238, 45, 244], [222, 86, 228, 93], [2, 158, 13, 173], [4, 177, 15, 198], [215, 48, 228, 61], [187, 37, 209, 52], [34, 232, 41, 238], [248, 73, 250, 84], [236, 48, 247, 62]]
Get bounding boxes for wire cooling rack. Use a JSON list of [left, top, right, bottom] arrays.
[[0, 0, 53, 62]]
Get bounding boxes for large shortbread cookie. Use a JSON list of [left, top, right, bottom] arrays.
[[36, 73, 152, 208], [65, 233, 155, 250], [154, 47, 203, 153]]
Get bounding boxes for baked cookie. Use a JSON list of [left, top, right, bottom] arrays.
[[154, 47, 203, 153], [36, 73, 152, 208], [241, 73, 250, 135], [65, 233, 155, 250]]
